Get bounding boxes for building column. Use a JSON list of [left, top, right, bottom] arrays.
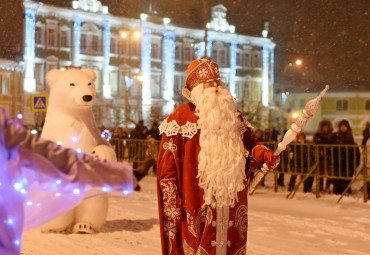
[[141, 28, 152, 123], [161, 31, 175, 115], [102, 21, 111, 99], [262, 44, 270, 106], [229, 40, 237, 98], [206, 37, 213, 58], [270, 48, 275, 103], [72, 16, 81, 66], [23, 8, 36, 93]]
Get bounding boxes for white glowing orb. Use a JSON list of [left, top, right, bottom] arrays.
[[7, 218, 14, 224], [56, 179, 62, 185], [16, 113, 23, 119], [26, 201, 33, 206], [31, 129, 38, 135], [14, 182, 22, 191], [20, 188, 27, 194], [73, 188, 81, 195], [123, 190, 129, 195], [76, 148, 82, 153], [55, 192, 61, 197], [71, 136, 78, 143], [57, 141, 62, 146]]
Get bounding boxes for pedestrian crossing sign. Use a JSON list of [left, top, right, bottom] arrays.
[[31, 94, 48, 112]]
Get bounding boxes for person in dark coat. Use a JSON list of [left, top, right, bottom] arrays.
[[313, 119, 333, 191], [329, 120, 360, 195], [361, 121, 370, 199], [148, 122, 162, 141], [288, 132, 314, 193]]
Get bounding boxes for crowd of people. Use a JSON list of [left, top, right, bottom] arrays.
[[253, 119, 369, 197]]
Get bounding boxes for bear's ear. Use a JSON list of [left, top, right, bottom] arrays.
[[85, 69, 96, 82], [46, 69, 62, 87]]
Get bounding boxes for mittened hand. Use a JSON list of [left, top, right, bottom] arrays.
[[263, 150, 280, 169]]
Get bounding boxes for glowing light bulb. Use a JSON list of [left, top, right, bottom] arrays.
[[16, 113, 23, 119], [55, 192, 61, 197], [57, 141, 62, 146], [31, 129, 38, 135], [71, 136, 78, 143], [36, 203, 41, 207], [26, 201, 33, 206], [20, 188, 27, 194], [6, 218, 14, 224], [102, 186, 111, 192], [76, 148, 82, 153], [73, 188, 80, 195], [14, 182, 22, 191], [56, 179, 62, 185], [123, 190, 129, 195], [14, 239, 20, 246]]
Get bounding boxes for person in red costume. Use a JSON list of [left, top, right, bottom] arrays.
[[156, 58, 280, 255]]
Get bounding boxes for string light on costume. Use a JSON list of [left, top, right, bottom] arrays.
[[26, 201, 33, 206], [14, 240, 20, 246], [71, 136, 78, 143], [20, 188, 27, 195], [16, 113, 23, 120], [101, 129, 112, 141], [31, 129, 38, 135], [14, 182, 22, 191], [76, 148, 82, 153], [55, 192, 61, 197], [36, 203, 41, 207], [57, 141, 62, 146], [6, 218, 14, 224], [73, 188, 81, 195], [123, 190, 129, 195], [101, 185, 111, 192], [56, 179, 62, 185]]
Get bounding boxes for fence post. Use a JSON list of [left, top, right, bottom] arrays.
[[314, 145, 321, 198], [363, 145, 368, 203]]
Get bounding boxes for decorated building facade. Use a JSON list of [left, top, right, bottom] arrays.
[[20, 0, 276, 128]]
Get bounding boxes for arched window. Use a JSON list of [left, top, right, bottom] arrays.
[[80, 23, 102, 55]]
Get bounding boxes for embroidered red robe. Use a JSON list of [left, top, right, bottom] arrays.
[[157, 102, 269, 255]]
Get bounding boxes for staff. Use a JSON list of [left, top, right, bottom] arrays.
[[248, 85, 330, 194]]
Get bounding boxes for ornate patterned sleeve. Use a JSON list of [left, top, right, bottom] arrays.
[[157, 134, 183, 224]]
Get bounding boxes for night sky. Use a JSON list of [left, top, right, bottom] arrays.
[[1, 0, 369, 89]]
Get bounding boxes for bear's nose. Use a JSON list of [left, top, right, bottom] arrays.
[[82, 95, 93, 102]]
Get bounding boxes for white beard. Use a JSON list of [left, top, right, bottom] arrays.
[[191, 83, 246, 208]]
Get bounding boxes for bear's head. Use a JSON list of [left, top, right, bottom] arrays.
[[46, 68, 96, 110]]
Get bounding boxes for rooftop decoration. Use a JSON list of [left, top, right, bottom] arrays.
[[72, 0, 108, 14], [206, 4, 235, 33]]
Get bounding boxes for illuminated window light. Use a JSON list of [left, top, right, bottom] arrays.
[[73, 188, 80, 195], [134, 31, 141, 39]]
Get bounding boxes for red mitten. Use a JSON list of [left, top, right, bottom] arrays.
[[252, 145, 280, 169]]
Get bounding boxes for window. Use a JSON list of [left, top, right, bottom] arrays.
[[151, 73, 161, 98], [174, 74, 184, 96], [236, 51, 242, 66], [92, 35, 99, 52], [110, 37, 117, 54], [289, 100, 295, 109], [243, 52, 250, 68], [60, 30, 69, 48], [253, 52, 261, 67], [184, 44, 192, 62], [365, 100, 370, 110], [47, 28, 56, 47], [120, 38, 128, 55], [35, 63, 44, 91], [299, 99, 306, 108], [109, 71, 118, 95], [151, 42, 160, 59], [336, 100, 348, 111], [175, 43, 182, 61], [130, 40, 140, 57], [35, 26, 43, 44], [80, 34, 87, 51], [1, 77, 9, 95]]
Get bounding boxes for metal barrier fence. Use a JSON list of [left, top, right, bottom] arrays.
[[110, 138, 369, 203]]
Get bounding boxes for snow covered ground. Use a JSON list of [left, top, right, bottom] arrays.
[[21, 174, 370, 255]]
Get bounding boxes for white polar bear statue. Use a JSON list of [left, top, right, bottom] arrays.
[[40, 68, 115, 234]]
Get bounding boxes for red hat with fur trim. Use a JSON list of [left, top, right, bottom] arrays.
[[185, 58, 221, 91]]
